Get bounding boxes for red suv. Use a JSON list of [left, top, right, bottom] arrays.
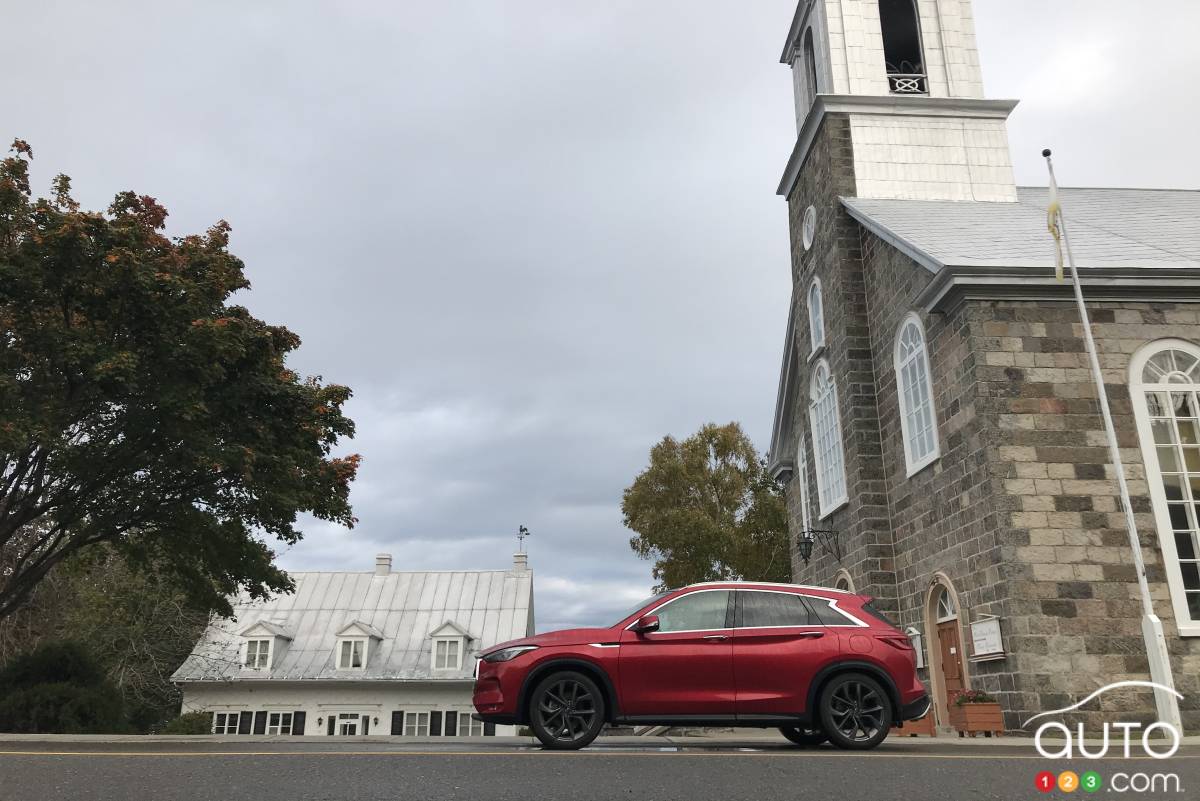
[[473, 581, 930, 750]]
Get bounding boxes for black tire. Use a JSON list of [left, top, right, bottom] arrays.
[[527, 671, 606, 750], [779, 726, 828, 747], [818, 672, 893, 750]]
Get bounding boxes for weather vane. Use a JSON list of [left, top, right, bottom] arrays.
[[517, 525, 531, 553]]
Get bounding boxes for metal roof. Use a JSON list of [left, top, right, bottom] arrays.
[[172, 567, 534, 683], [843, 187, 1200, 273]]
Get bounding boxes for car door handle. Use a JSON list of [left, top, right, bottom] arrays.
[[702, 634, 729, 641], [796, 631, 825, 639]]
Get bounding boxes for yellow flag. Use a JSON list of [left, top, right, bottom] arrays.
[[1047, 175, 1064, 281]]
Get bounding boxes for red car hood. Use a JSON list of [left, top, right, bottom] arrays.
[[483, 627, 615, 654]]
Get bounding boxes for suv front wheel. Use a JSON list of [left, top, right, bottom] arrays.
[[528, 671, 606, 750], [818, 672, 893, 750]]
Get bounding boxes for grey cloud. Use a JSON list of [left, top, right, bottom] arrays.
[[6, 0, 1198, 632]]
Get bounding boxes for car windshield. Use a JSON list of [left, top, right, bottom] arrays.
[[611, 592, 670, 626]]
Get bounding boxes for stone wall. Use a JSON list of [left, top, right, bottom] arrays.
[[969, 301, 1200, 732], [798, 221, 1200, 732], [783, 114, 899, 617]]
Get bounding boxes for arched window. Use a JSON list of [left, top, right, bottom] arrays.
[[878, 0, 926, 94], [807, 278, 825, 355], [808, 359, 847, 515], [802, 28, 818, 104], [935, 587, 957, 623], [796, 431, 813, 532], [894, 314, 939, 475], [1130, 339, 1200, 634]]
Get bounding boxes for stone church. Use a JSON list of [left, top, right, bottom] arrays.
[[764, 0, 1200, 732]]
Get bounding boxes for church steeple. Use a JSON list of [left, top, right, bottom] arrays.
[[778, 0, 1017, 203]]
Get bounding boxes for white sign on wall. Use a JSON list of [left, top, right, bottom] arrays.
[[969, 616, 1005, 661]]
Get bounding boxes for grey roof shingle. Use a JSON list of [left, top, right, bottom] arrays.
[[172, 568, 534, 683], [843, 187, 1200, 272]]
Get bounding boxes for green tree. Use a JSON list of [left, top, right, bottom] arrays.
[[0, 546, 214, 732], [0, 641, 127, 733], [0, 140, 359, 619], [622, 422, 790, 590]]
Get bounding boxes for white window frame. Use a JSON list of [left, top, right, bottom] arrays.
[[935, 587, 957, 623], [404, 711, 430, 737], [457, 712, 485, 737], [808, 359, 848, 516], [243, 639, 272, 670], [336, 637, 367, 670], [894, 313, 940, 476], [212, 711, 240, 734], [807, 278, 826, 356], [796, 431, 813, 532], [433, 637, 463, 671], [266, 711, 293, 735], [1129, 338, 1200, 637]]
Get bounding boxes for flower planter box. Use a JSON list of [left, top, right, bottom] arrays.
[[893, 713, 936, 737], [948, 702, 1003, 737]]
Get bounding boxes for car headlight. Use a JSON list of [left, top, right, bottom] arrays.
[[482, 645, 538, 663]]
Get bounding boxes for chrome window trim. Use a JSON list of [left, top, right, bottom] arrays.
[[623, 587, 733, 634], [735, 588, 868, 628], [684, 580, 852, 594]]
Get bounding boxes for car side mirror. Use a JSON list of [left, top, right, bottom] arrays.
[[632, 614, 660, 634]]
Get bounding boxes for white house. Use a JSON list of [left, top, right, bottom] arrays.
[[172, 553, 534, 736]]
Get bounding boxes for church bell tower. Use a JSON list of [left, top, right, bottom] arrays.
[[779, 0, 1018, 203]]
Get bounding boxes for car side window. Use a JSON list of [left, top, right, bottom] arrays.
[[740, 591, 818, 627], [653, 590, 730, 633], [806, 596, 856, 626]]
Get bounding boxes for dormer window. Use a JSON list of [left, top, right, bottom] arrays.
[[334, 620, 384, 671], [428, 620, 476, 673], [244, 639, 271, 669], [434, 638, 462, 670], [338, 638, 366, 669], [879, 0, 926, 94], [238, 621, 292, 671]]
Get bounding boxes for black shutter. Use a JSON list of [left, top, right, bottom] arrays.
[[391, 710, 404, 735], [445, 711, 458, 736], [327, 715, 336, 735], [484, 722, 496, 737], [430, 711, 442, 737], [252, 711, 267, 735], [292, 711, 306, 735], [362, 715, 370, 736], [237, 711, 253, 734]]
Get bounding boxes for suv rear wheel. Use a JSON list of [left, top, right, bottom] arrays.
[[818, 672, 892, 750], [528, 671, 605, 750]]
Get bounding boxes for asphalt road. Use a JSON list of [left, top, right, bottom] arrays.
[[2, 738, 1198, 801]]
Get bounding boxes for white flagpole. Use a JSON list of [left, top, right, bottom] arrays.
[[1043, 149, 1182, 732]]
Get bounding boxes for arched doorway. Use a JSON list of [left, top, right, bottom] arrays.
[[833, 569, 854, 593], [923, 575, 970, 726]]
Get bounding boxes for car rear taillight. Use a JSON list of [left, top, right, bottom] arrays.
[[875, 634, 913, 651]]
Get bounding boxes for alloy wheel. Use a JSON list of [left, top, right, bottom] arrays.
[[827, 679, 886, 742], [535, 678, 599, 743]]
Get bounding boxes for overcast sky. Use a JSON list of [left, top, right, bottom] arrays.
[[7, 1, 1200, 632]]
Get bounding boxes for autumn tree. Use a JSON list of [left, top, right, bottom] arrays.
[[0, 140, 359, 619], [622, 422, 790, 590]]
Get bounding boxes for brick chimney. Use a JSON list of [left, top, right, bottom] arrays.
[[375, 553, 392, 576], [512, 552, 528, 573]]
